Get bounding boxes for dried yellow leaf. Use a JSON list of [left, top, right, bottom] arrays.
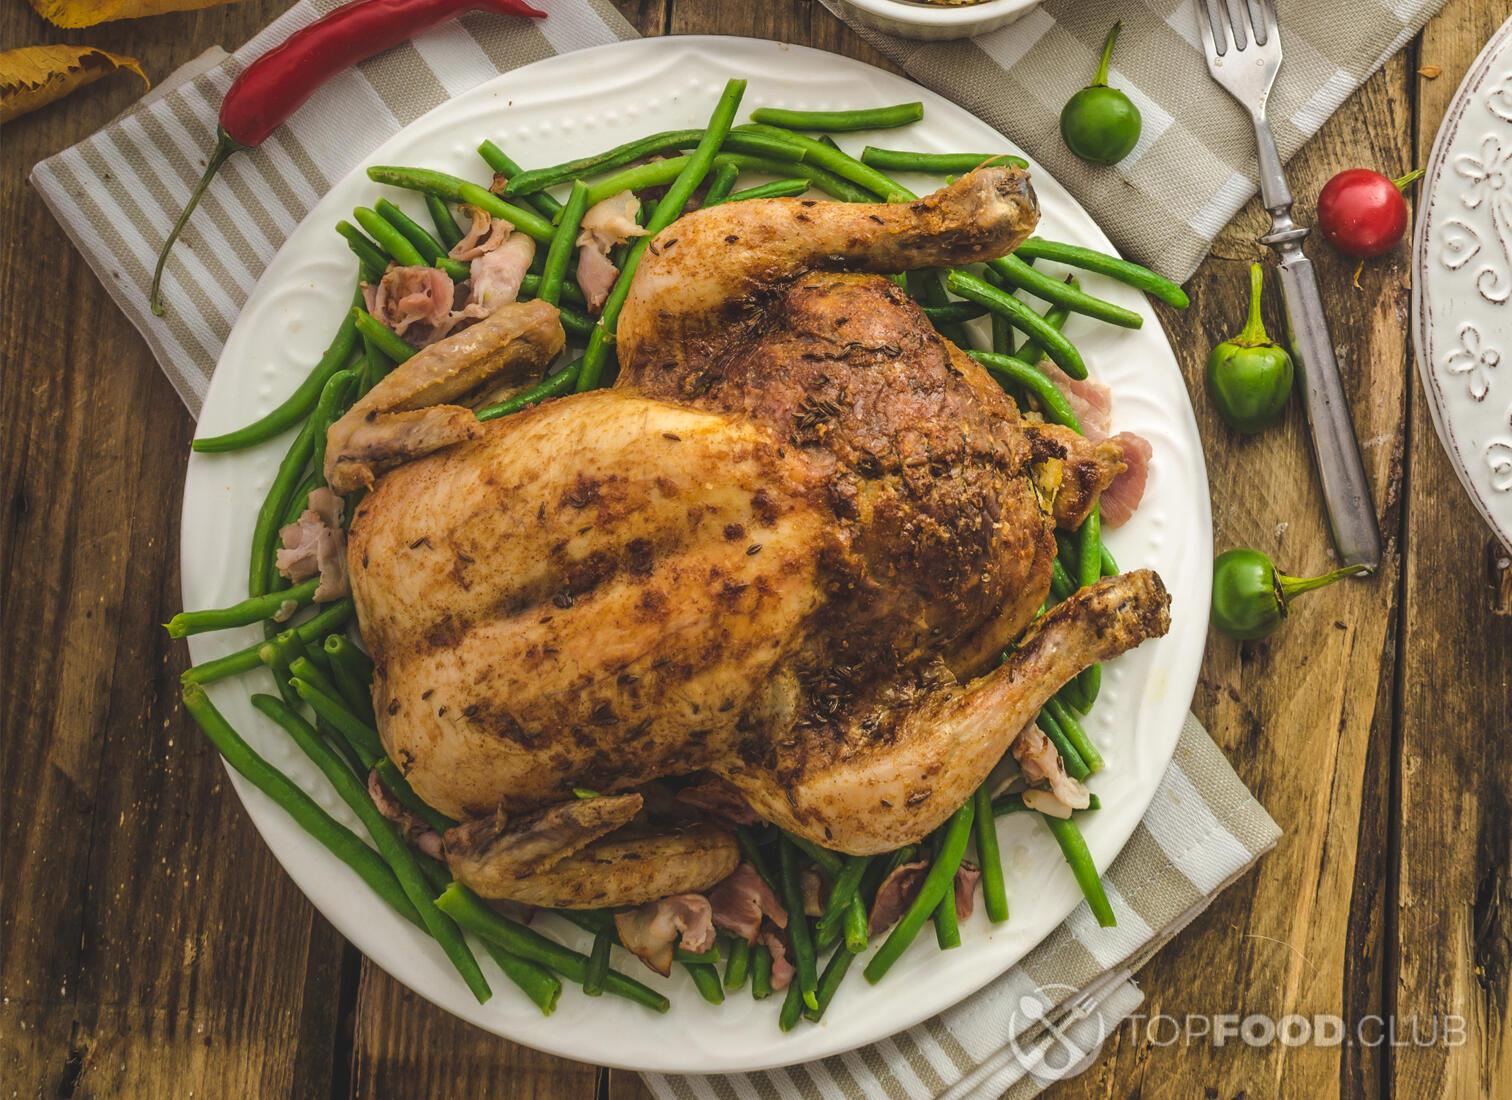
[[1418, 65, 1443, 79], [27, 0, 232, 29], [0, 45, 149, 123]]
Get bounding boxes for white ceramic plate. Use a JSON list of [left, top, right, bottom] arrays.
[[1413, 15, 1512, 553], [181, 36, 1211, 1074]]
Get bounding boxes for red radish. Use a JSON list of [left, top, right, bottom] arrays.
[[1316, 167, 1424, 258]]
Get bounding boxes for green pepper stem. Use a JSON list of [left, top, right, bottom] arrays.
[[1234, 262, 1272, 347], [151, 130, 243, 317], [1392, 167, 1425, 192], [1277, 562, 1371, 604], [1093, 21, 1122, 87]]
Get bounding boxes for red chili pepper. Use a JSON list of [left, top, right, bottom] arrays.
[[151, 0, 546, 316]]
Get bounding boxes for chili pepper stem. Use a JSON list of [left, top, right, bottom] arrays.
[[1234, 262, 1272, 347], [1392, 167, 1426, 192], [1277, 562, 1372, 605], [1093, 21, 1121, 87], [152, 131, 244, 317]]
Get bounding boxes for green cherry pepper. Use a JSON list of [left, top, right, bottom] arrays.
[[1206, 263, 1295, 434], [1060, 22, 1142, 166], [1211, 548, 1370, 640]]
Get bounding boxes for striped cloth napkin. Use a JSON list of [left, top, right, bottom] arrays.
[[29, 3, 1284, 1095], [824, 0, 1447, 283]]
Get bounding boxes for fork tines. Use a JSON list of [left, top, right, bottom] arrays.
[[1196, 0, 1279, 56]]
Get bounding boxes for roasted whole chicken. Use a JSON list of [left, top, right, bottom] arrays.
[[327, 168, 1171, 911]]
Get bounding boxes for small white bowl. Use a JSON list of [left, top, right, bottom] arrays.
[[832, 0, 1043, 42]]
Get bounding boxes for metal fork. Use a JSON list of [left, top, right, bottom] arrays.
[[1196, 0, 1382, 570]]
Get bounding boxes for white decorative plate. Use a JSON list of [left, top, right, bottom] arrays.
[[181, 36, 1211, 1074], [1413, 15, 1512, 552]]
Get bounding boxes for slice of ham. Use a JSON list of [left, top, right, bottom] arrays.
[[576, 190, 647, 311], [614, 894, 717, 977], [1038, 361, 1113, 441], [1100, 431, 1152, 528], [762, 928, 794, 990], [468, 233, 535, 314], [368, 769, 443, 860], [1012, 722, 1091, 810], [673, 778, 761, 826], [868, 861, 928, 937], [954, 861, 981, 923], [449, 204, 511, 261], [369, 266, 454, 337], [275, 487, 349, 601], [707, 862, 787, 944]]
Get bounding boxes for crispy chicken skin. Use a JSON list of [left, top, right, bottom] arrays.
[[344, 168, 1171, 886]]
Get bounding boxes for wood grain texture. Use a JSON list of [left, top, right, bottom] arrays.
[[1, 0, 1507, 1097]]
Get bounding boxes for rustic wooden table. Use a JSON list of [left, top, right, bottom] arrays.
[[4, 1, 1510, 1096]]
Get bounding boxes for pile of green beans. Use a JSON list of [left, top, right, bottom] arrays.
[[169, 84, 1202, 1030]]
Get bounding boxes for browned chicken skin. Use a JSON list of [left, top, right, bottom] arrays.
[[343, 169, 1171, 904]]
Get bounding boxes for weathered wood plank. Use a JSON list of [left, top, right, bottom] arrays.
[[1394, 3, 1512, 1098], [1044, 46, 1415, 1100]]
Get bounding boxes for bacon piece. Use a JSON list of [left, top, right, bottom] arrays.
[[370, 266, 454, 337], [576, 190, 647, 311], [449, 204, 512, 261], [576, 245, 620, 312], [762, 927, 794, 990], [1100, 431, 1152, 528], [867, 860, 928, 937], [674, 778, 761, 826], [368, 769, 443, 859], [468, 233, 535, 314], [707, 862, 787, 944], [1038, 360, 1114, 441], [1012, 723, 1091, 810], [275, 487, 349, 601], [614, 894, 716, 977], [954, 861, 981, 923]]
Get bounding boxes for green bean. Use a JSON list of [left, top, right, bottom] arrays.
[[517, 272, 587, 309], [503, 127, 802, 198], [167, 578, 319, 638], [814, 855, 870, 944], [353, 206, 428, 269], [685, 961, 725, 1004], [720, 178, 810, 203], [576, 156, 689, 208], [988, 253, 1141, 329], [675, 946, 722, 966], [931, 831, 961, 950], [583, 930, 612, 997], [778, 837, 820, 1011], [1015, 237, 1188, 309], [783, 832, 844, 877], [367, 166, 556, 243], [973, 783, 1009, 923], [424, 194, 464, 250], [844, 895, 868, 955], [540, 180, 588, 308], [801, 944, 857, 1023], [993, 792, 1102, 816], [182, 684, 421, 925], [1101, 545, 1119, 577], [1050, 558, 1075, 602], [711, 152, 875, 204], [777, 976, 803, 1030], [374, 198, 470, 281], [476, 140, 564, 219], [751, 101, 923, 131], [337, 221, 389, 281], [435, 884, 671, 1012], [864, 799, 975, 983], [309, 369, 358, 486], [374, 757, 455, 834], [576, 79, 746, 393], [1076, 504, 1105, 709], [1013, 280, 1075, 366], [946, 272, 1087, 379], [322, 635, 375, 722], [193, 294, 361, 453], [249, 695, 490, 1002], [736, 826, 777, 890], [292, 676, 384, 767], [860, 147, 1028, 174], [701, 160, 739, 207], [735, 122, 904, 200], [1037, 708, 1089, 781], [724, 937, 751, 990], [751, 944, 774, 999], [985, 270, 1014, 357], [248, 400, 325, 598], [968, 351, 1083, 429], [907, 269, 968, 348], [351, 308, 416, 366], [475, 358, 582, 422], [1039, 812, 1115, 927], [919, 301, 988, 325], [1045, 696, 1103, 774], [181, 600, 353, 686]]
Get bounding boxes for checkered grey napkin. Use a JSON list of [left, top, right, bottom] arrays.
[[824, 0, 1448, 282], [28, 4, 1287, 1095]]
